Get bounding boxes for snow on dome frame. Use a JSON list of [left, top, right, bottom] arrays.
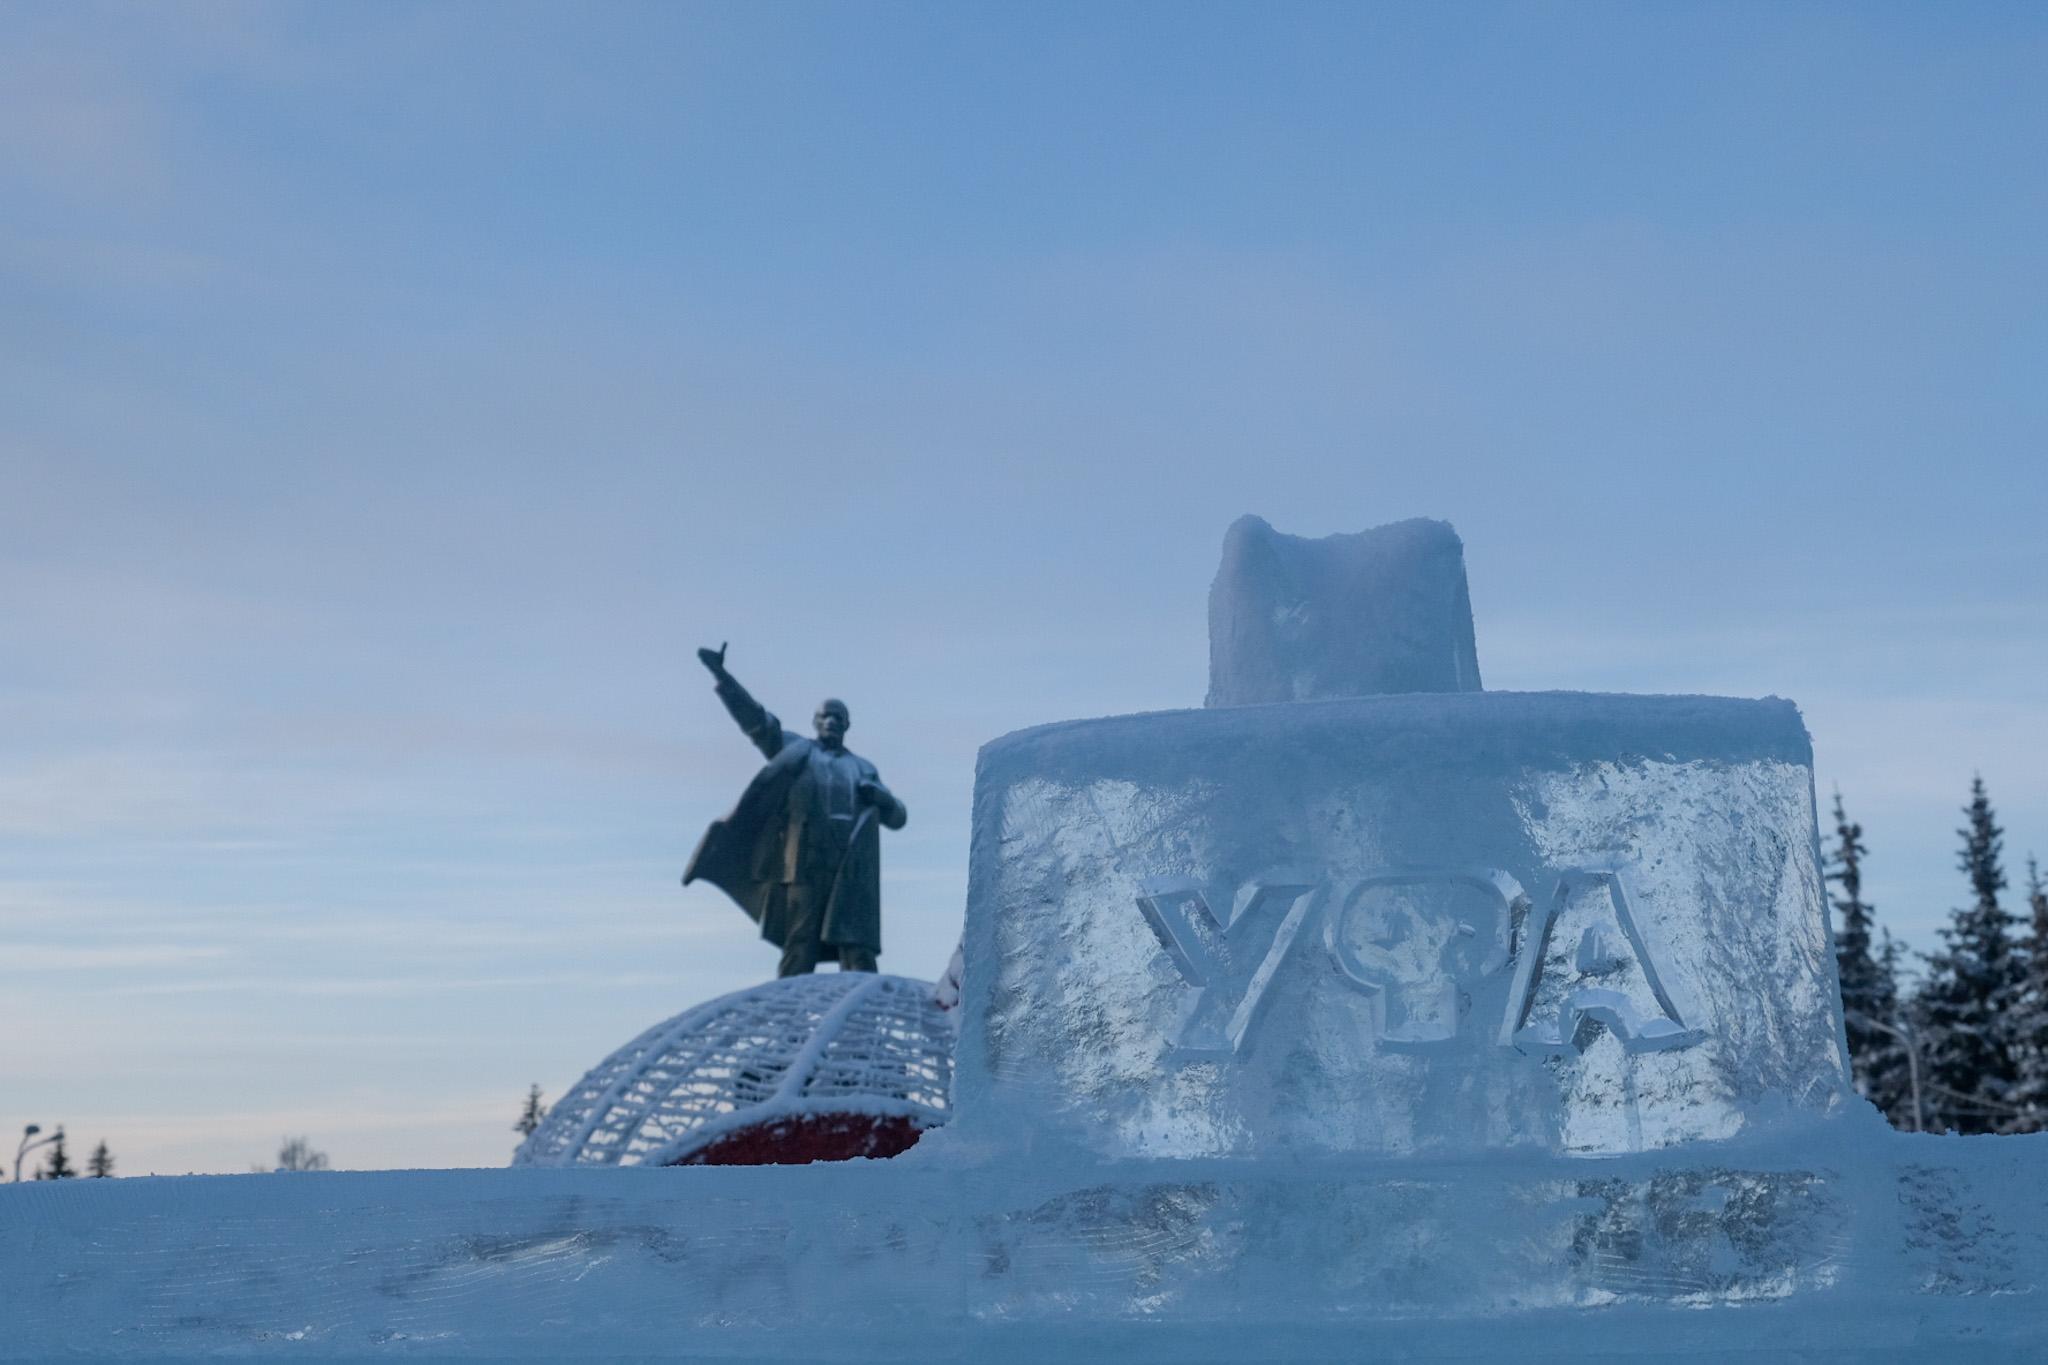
[[514, 972, 953, 1168]]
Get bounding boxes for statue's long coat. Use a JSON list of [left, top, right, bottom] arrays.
[[682, 679, 893, 955]]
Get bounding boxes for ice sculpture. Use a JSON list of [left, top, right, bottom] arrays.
[[955, 518, 1851, 1159], [1206, 514, 1482, 705]]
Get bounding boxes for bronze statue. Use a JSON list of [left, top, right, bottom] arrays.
[[683, 643, 907, 976]]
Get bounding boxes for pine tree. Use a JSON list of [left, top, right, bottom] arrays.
[[87, 1141, 114, 1178], [514, 1084, 548, 1139], [1915, 776, 2026, 1133], [1876, 929, 1924, 1128], [36, 1132, 76, 1179], [1826, 792, 1911, 1124], [2008, 856, 2048, 1133]]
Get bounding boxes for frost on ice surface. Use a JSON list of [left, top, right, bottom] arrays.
[[955, 690, 1848, 1160], [1501, 871, 1700, 1056], [1206, 514, 1482, 706], [1323, 868, 1518, 1048]]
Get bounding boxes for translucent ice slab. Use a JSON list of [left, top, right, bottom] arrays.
[[954, 691, 1849, 1159], [1206, 514, 1482, 705]]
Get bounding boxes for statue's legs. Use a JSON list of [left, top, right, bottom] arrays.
[[777, 883, 825, 977], [775, 883, 879, 976]]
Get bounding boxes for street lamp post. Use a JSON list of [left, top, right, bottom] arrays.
[[1847, 1011, 1925, 1133], [13, 1124, 61, 1182]]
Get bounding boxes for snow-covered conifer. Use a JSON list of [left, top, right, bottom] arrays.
[[2007, 856, 2048, 1133], [1915, 776, 2026, 1134], [1876, 930, 1926, 1129], [36, 1133, 75, 1180], [1826, 792, 1911, 1124], [515, 1085, 548, 1138]]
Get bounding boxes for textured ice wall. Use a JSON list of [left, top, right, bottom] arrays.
[[954, 691, 1849, 1160], [1206, 515, 1482, 706], [10, 1126, 2048, 1359]]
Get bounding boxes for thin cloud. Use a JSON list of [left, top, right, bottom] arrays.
[[0, 943, 230, 971], [93, 968, 697, 999]]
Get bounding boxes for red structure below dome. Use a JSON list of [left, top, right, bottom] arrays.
[[678, 1112, 931, 1166]]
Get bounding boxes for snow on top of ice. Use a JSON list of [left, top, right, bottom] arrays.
[[980, 689, 1813, 783]]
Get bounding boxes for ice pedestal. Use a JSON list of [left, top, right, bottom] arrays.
[[952, 690, 1851, 1159]]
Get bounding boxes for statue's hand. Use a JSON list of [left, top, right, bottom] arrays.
[[861, 780, 907, 830], [697, 642, 728, 675]]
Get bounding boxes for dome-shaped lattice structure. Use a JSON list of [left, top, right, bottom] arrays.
[[514, 972, 953, 1168]]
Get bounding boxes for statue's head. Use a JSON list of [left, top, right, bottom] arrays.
[[814, 698, 850, 749]]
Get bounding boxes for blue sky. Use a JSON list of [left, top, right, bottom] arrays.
[[3, 3, 2043, 1172]]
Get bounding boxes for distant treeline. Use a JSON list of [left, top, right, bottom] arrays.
[[1833, 777, 2048, 1134], [6, 1134, 334, 1181], [7, 1130, 110, 1181]]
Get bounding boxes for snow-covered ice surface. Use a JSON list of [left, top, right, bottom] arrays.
[[1206, 515, 1482, 705], [5, 1120, 2048, 1360]]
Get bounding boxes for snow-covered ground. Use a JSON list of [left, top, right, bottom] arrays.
[[5, 1113, 2046, 1360]]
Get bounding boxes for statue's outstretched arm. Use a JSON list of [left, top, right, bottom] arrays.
[[697, 643, 790, 761]]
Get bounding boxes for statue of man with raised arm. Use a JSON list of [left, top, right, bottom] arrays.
[[683, 643, 908, 977]]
